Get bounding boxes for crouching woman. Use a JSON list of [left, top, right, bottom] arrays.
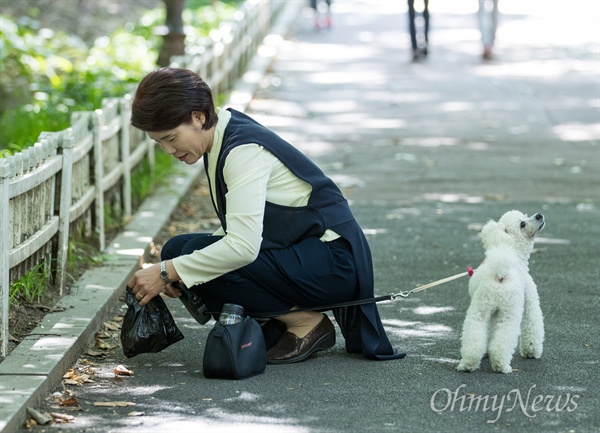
[[127, 67, 404, 364]]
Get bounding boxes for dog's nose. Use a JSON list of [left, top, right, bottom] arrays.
[[535, 213, 544, 220]]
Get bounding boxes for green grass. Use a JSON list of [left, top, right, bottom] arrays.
[[131, 149, 175, 209], [9, 262, 51, 305], [9, 239, 106, 305]]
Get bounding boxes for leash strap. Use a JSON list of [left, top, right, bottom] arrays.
[[248, 294, 393, 319], [247, 266, 474, 319], [392, 267, 474, 298]]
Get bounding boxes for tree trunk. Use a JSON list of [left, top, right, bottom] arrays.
[[157, 0, 186, 67]]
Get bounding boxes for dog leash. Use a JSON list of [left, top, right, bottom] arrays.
[[247, 266, 474, 318], [391, 266, 474, 299]]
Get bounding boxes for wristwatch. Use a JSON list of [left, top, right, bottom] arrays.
[[160, 260, 171, 284]]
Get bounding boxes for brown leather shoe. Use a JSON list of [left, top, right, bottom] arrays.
[[267, 315, 336, 364]]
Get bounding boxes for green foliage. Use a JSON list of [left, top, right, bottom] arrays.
[[9, 262, 51, 305], [0, 16, 74, 152], [0, 13, 156, 155], [187, 0, 243, 7], [184, 0, 241, 42], [66, 240, 104, 276], [131, 150, 175, 209], [0, 104, 71, 154], [0, 1, 245, 156]]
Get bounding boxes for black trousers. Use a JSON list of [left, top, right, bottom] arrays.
[[161, 234, 359, 318]]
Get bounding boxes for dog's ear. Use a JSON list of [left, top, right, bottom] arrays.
[[480, 219, 512, 249]]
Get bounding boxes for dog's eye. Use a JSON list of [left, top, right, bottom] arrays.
[[520, 221, 526, 228]]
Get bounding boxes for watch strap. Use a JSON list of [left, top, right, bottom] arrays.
[[160, 260, 171, 284]]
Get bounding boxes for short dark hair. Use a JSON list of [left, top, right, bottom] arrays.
[[131, 68, 218, 132]]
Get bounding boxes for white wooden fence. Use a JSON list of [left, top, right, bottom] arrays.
[[0, 0, 289, 358]]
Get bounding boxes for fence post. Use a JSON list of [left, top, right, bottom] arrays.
[[92, 110, 106, 251], [56, 131, 73, 295], [0, 158, 12, 358], [120, 98, 132, 217]]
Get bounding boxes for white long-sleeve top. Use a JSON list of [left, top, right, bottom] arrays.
[[172, 108, 339, 287]]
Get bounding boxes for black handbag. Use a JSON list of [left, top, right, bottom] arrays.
[[203, 317, 267, 380], [121, 286, 184, 358]]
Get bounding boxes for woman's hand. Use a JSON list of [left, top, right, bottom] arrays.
[[127, 260, 180, 306]]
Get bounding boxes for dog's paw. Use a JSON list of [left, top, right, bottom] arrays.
[[491, 361, 513, 374], [456, 360, 478, 372], [520, 347, 542, 359]]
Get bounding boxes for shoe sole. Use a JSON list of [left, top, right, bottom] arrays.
[[267, 332, 336, 365]]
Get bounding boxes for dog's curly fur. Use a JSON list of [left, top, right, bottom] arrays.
[[457, 210, 545, 374]]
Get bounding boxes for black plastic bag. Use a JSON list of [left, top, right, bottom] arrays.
[[121, 286, 184, 358]]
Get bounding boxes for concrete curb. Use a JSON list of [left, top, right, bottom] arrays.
[[0, 2, 303, 431]]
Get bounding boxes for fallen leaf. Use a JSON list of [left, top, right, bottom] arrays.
[[24, 419, 38, 428], [114, 365, 134, 376], [104, 321, 121, 331], [60, 396, 79, 407], [50, 412, 76, 423], [62, 370, 94, 386], [63, 364, 96, 385], [85, 348, 108, 357], [96, 341, 119, 350], [93, 401, 136, 407]]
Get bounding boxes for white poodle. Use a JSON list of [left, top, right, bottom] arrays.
[[457, 210, 545, 374]]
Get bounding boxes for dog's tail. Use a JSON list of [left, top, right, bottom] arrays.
[[484, 249, 516, 284]]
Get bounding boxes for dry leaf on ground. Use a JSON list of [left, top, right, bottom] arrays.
[[114, 364, 134, 376], [50, 412, 76, 423], [93, 401, 136, 407], [62, 366, 96, 386], [103, 320, 122, 331]]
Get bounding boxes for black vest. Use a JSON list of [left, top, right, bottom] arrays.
[[204, 108, 405, 360]]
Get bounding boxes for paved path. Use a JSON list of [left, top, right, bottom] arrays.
[[4, 1, 599, 432]]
